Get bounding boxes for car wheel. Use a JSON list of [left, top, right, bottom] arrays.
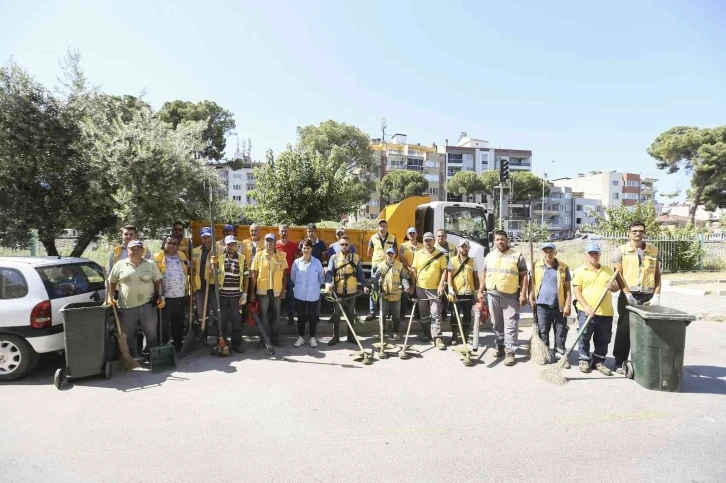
[[0, 334, 40, 381]]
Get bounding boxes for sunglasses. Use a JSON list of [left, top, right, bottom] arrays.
[[339, 243, 350, 247], [166, 242, 179, 246]]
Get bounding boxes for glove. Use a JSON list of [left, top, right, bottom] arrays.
[[325, 283, 332, 293], [626, 293, 638, 306], [210, 256, 218, 265], [239, 293, 247, 306], [649, 294, 660, 306], [446, 293, 457, 303], [156, 296, 166, 309]]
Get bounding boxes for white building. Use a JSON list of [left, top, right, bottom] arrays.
[[211, 150, 264, 206], [553, 171, 661, 213]]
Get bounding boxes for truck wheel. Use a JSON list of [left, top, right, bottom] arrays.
[[0, 335, 39, 382], [623, 361, 634, 379]]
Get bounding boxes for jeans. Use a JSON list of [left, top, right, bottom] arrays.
[[452, 296, 474, 341], [161, 296, 186, 349], [295, 299, 319, 338], [488, 293, 520, 354], [258, 290, 282, 341], [536, 304, 568, 355], [219, 295, 243, 345], [577, 310, 613, 363], [381, 298, 402, 333], [613, 291, 653, 364], [416, 287, 442, 338], [118, 302, 157, 358]]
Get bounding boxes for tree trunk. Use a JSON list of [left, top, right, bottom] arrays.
[[40, 237, 58, 257], [70, 230, 98, 258], [689, 183, 706, 226]]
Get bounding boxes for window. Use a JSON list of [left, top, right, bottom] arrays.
[[232, 184, 241, 190], [246, 173, 255, 181], [369, 199, 380, 206], [0, 268, 28, 299], [576, 218, 582, 224], [425, 160, 439, 168], [565, 205, 571, 212], [463, 153, 473, 162], [427, 188, 439, 195], [408, 149, 419, 156], [407, 158, 424, 171], [244, 196, 251, 203], [576, 204, 583, 211], [35, 262, 104, 300], [425, 174, 439, 182], [596, 205, 603, 213], [448, 153, 463, 163], [232, 173, 242, 179], [480, 153, 489, 164], [626, 180, 640, 187], [611, 180, 619, 186], [612, 192, 619, 199], [388, 149, 402, 155], [247, 184, 255, 191], [447, 168, 461, 177], [443, 206, 488, 241], [233, 195, 242, 201]]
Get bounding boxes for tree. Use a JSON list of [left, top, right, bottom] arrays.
[[511, 171, 549, 219], [519, 221, 551, 243], [648, 126, 726, 225], [157, 100, 236, 160], [445, 171, 484, 201], [586, 202, 661, 235], [248, 149, 371, 225], [217, 200, 249, 224], [480, 171, 502, 217], [377, 170, 428, 203]]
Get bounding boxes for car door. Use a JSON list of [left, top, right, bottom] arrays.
[[0, 266, 32, 329], [34, 262, 106, 327]]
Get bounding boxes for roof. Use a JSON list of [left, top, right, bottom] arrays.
[[0, 256, 93, 267]]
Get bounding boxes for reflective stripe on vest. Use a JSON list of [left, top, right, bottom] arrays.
[[619, 243, 658, 293], [533, 259, 568, 310], [113, 246, 123, 265], [484, 249, 520, 294]]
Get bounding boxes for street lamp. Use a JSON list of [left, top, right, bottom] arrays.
[[541, 160, 555, 225]]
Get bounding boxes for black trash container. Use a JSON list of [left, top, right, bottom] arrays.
[[624, 305, 695, 392], [55, 302, 112, 389]]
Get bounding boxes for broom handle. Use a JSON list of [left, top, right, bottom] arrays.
[[401, 300, 417, 349], [188, 238, 194, 326], [563, 269, 619, 359], [201, 276, 210, 332], [208, 187, 223, 339]]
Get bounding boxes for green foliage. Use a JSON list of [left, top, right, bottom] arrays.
[[445, 171, 484, 200], [378, 170, 428, 202], [656, 224, 704, 272], [248, 149, 370, 225], [480, 170, 501, 215], [297, 120, 377, 176], [157, 100, 236, 160], [586, 202, 661, 235], [648, 126, 726, 224], [511, 171, 549, 214], [217, 200, 249, 224], [316, 219, 379, 230], [519, 221, 550, 243]]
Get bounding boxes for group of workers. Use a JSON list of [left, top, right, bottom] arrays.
[[105, 219, 661, 373]]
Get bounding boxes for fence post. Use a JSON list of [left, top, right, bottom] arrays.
[[697, 233, 704, 271], [30, 229, 38, 256]]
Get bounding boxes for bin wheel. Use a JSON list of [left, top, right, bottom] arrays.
[[104, 361, 112, 379], [623, 361, 634, 379], [54, 368, 66, 390]]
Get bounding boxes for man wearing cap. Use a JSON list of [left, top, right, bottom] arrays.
[[399, 227, 421, 318], [241, 224, 262, 265], [276, 224, 298, 326], [411, 231, 448, 348], [446, 239, 479, 346], [372, 246, 410, 339], [477, 230, 528, 366], [191, 227, 219, 332], [107, 240, 165, 358], [366, 219, 397, 320], [571, 244, 620, 375], [210, 235, 248, 353], [250, 233, 289, 347], [299, 223, 327, 264], [611, 221, 661, 374], [217, 224, 236, 252], [529, 242, 572, 367], [436, 229, 457, 320], [107, 224, 152, 275], [327, 227, 357, 259], [325, 235, 369, 345], [153, 235, 189, 352]]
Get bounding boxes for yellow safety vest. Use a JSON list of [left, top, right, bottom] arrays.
[[333, 252, 361, 295], [241, 238, 261, 267], [399, 241, 422, 269], [212, 252, 248, 291], [191, 246, 216, 290], [484, 249, 521, 294], [153, 251, 189, 292], [377, 260, 405, 302], [450, 256, 477, 295], [532, 259, 568, 311], [252, 250, 287, 295], [619, 243, 658, 293], [370, 233, 397, 265], [177, 237, 191, 256], [112, 246, 124, 265]]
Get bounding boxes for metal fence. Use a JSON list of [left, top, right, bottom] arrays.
[[0, 238, 163, 267]]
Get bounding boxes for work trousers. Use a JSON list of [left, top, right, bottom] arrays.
[[194, 286, 219, 333], [296, 299, 319, 338], [330, 294, 357, 338], [258, 291, 282, 342], [416, 287, 442, 339], [161, 296, 186, 350], [118, 302, 157, 358], [613, 291, 653, 364], [488, 292, 520, 354], [577, 311, 613, 364], [452, 296, 474, 341], [381, 298, 402, 333], [219, 295, 243, 345], [536, 304, 568, 355]]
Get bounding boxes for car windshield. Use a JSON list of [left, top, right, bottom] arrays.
[[443, 206, 488, 242], [35, 262, 105, 300]]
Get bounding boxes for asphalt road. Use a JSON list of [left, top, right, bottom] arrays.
[[1, 293, 725, 483]]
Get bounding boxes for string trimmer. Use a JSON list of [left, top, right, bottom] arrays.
[[372, 289, 402, 360], [248, 298, 275, 355], [451, 298, 474, 366], [327, 291, 372, 365], [398, 298, 419, 360]]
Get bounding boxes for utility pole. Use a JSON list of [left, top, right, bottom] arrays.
[[499, 183, 504, 230], [499, 159, 510, 231]]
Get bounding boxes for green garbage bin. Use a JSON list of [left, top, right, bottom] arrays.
[[624, 305, 695, 392]]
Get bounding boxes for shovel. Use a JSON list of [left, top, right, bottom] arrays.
[[149, 305, 176, 373]]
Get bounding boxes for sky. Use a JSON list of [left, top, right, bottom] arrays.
[[2, 0, 725, 202]]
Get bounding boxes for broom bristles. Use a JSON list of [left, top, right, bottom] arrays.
[[540, 357, 567, 385], [118, 335, 140, 371], [530, 329, 552, 365]]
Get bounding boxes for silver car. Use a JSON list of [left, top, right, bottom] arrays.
[[0, 257, 106, 381]]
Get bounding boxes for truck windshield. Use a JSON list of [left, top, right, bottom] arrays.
[[443, 206, 488, 242]]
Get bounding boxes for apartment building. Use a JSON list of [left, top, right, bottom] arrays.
[[211, 150, 264, 206], [553, 171, 662, 214]]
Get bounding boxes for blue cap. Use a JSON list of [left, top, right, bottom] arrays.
[[585, 243, 601, 253], [200, 227, 212, 237], [223, 224, 234, 230], [386, 247, 396, 254], [541, 242, 556, 250]]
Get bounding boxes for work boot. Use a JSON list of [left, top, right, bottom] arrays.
[[287, 315, 295, 326], [494, 346, 505, 358], [271, 338, 284, 348], [392, 332, 401, 341], [328, 335, 340, 346], [595, 362, 613, 376], [435, 337, 446, 350], [364, 312, 376, 321], [293, 336, 305, 348], [450, 331, 458, 346], [504, 352, 516, 366], [232, 342, 245, 354], [346, 334, 356, 344], [579, 360, 591, 373]]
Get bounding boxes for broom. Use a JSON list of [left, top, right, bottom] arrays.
[[528, 237, 552, 365], [104, 267, 139, 370], [540, 269, 619, 385]]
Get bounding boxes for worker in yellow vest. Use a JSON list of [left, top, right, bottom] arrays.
[[411, 232, 448, 349], [153, 236, 189, 352], [372, 247, 410, 340], [217, 224, 236, 253], [436, 229, 457, 320], [529, 242, 572, 367], [106, 224, 152, 275], [171, 221, 192, 258], [240, 224, 262, 271], [477, 230, 528, 366], [325, 235, 369, 345], [399, 227, 422, 319], [612, 221, 661, 374], [365, 219, 397, 320], [191, 227, 219, 334], [250, 233, 289, 347], [210, 235, 248, 353], [446, 239, 479, 346]]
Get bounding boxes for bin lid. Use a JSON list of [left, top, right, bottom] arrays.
[[625, 305, 695, 322], [59, 301, 106, 312]]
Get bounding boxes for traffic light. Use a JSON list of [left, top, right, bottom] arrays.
[[499, 159, 509, 182]]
